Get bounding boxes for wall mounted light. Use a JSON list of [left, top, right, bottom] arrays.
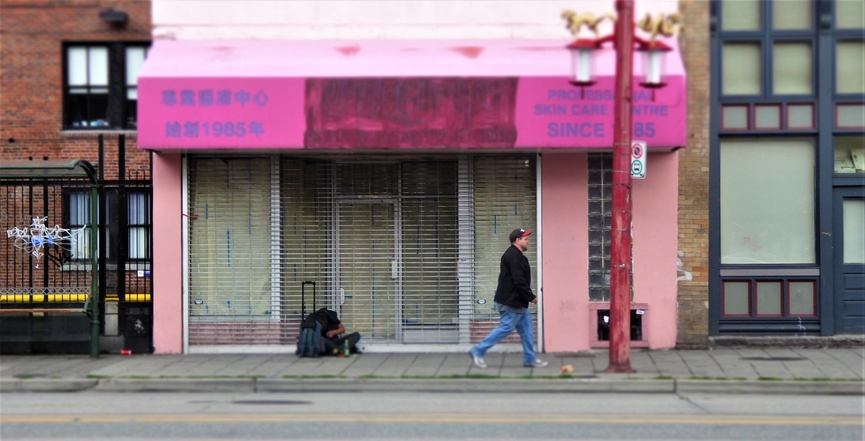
[[99, 8, 128, 26]]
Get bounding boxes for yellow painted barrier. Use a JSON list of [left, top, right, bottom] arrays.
[[0, 294, 150, 303]]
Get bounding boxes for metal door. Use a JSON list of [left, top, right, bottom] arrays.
[[336, 200, 400, 342], [833, 187, 865, 333]]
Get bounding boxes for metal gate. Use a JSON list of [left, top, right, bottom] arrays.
[[186, 155, 536, 350], [0, 161, 100, 355], [0, 139, 153, 355]]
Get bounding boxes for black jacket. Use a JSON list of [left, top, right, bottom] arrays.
[[493, 245, 536, 308]]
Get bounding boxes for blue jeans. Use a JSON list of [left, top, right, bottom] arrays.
[[470, 306, 537, 364]]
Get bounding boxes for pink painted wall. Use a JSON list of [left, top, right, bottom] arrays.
[[152, 153, 183, 354], [632, 151, 679, 348], [541, 152, 590, 351], [541, 151, 679, 351]]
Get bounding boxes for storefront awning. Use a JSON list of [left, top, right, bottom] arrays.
[[138, 39, 686, 151]]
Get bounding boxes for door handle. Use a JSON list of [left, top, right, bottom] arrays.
[[391, 260, 398, 279]]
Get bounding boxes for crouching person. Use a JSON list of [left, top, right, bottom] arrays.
[[314, 308, 362, 355]]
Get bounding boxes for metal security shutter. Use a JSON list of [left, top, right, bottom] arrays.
[[187, 158, 276, 346], [186, 155, 536, 349], [470, 156, 538, 344], [400, 161, 459, 343]]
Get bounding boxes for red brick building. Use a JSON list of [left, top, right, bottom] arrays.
[[1, 0, 153, 353]]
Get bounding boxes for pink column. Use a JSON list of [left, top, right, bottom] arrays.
[[152, 153, 183, 354], [541, 152, 590, 352], [632, 151, 679, 348]]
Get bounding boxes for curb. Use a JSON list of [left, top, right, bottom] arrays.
[[675, 379, 865, 396], [0, 379, 98, 393], [94, 378, 256, 393], [255, 378, 675, 393], [1, 378, 862, 395]]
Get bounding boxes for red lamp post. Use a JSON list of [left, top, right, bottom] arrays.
[[608, 0, 637, 373], [562, 2, 679, 373]]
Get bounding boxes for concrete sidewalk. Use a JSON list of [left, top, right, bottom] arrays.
[[1, 347, 862, 395]]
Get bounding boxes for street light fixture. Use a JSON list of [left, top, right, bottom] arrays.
[[562, 2, 680, 373]]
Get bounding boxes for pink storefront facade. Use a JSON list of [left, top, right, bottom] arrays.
[[138, 39, 686, 354]]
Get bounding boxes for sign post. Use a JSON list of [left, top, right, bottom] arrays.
[[631, 140, 647, 179]]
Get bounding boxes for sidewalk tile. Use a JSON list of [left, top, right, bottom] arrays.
[[402, 354, 445, 377]]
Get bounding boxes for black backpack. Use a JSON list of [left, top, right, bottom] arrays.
[[296, 313, 324, 357]]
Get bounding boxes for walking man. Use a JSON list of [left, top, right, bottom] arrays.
[[470, 228, 547, 369]]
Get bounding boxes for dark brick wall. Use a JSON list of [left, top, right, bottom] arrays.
[[0, 0, 151, 178], [676, 0, 711, 348]]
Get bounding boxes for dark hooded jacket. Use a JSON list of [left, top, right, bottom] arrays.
[[493, 245, 536, 309]]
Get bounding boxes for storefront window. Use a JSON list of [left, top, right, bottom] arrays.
[[723, 43, 762, 95], [720, 138, 816, 264], [836, 41, 865, 94], [834, 136, 865, 173], [723, 0, 761, 30], [843, 198, 865, 264], [773, 42, 812, 95], [836, 0, 865, 29], [773, 0, 812, 30]]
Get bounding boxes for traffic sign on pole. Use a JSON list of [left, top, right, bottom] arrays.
[[631, 140, 646, 179]]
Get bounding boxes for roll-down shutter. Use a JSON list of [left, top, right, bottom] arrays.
[[186, 155, 535, 348]]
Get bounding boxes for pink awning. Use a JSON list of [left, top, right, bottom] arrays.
[[138, 39, 686, 150]]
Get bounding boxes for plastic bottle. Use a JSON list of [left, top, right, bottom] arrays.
[[343, 339, 350, 357]]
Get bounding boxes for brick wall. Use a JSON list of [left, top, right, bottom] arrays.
[[0, 0, 151, 178], [676, 0, 711, 348]]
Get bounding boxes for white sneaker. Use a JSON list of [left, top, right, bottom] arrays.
[[470, 352, 487, 369], [523, 359, 548, 368]]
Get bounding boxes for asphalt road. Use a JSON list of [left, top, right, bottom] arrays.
[[1, 391, 862, 440]]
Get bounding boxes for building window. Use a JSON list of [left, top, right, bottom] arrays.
[[587, 153, 612, 302], [64, 190, 152, 262], [64, 43, 149, 130], [720, 138, 816, 264]]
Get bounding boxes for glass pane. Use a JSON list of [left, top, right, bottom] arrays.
[[773, 42, 812, 95], [837, 0, 865, 29], [126, 47, 146, 86], [129, 227, 148, 260], [837, 41, 865, 94], [128, 193, 148, 224], [71, 227, 91, 260], [756, 281, 782, 315], [789, 281, 815, 316], [834, 136, 865, 173], [723, 106, 749, 129], [69, 193, 90, 224], [755, 105, 781, 129], [843, 198, 865, 264], [67, 47, 87, 86], [66, 95, 89, 128], [837, 104, 865, 128], [723, 281, 750, 315], [721, 139, 816, 264], [88, 47, 109, 87], [723, 43, 762, 95], [88, 94, 110, 127], [773, 0, 812, 29], [723, 0, 761, 30], [788, 104, 814, 128]]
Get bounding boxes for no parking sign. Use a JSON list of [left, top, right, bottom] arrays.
[[631, 140, 647, 179]]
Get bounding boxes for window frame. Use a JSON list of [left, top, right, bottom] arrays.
[[63, 188, 152, 264], [62, 42, 150, 131]]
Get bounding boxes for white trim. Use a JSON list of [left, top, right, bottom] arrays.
[[181, 155, 190, 354], [188, 343, 527, 355], [535, 152, 544, 354]]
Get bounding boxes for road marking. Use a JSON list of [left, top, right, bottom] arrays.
[[1, 413, 861, 426]]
